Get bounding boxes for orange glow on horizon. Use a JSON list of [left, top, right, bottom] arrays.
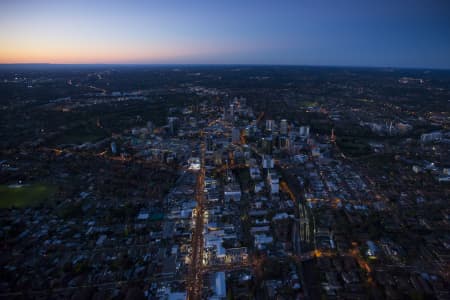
[[0, 35, 253, 64], [0, 46, 198, 64], [0, 36, 231, 64]]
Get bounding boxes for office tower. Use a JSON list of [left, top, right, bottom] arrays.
[[280, 119, 288, 135]]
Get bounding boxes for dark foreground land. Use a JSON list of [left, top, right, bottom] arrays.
[[0, 65, 449, 299]]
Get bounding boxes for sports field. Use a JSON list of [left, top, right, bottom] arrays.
[[0, 184, 56, 208]]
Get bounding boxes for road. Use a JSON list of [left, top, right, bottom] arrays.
[[187, 140, 206, 300]]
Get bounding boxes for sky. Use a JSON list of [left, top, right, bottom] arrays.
[[0, 0, 450, 68]]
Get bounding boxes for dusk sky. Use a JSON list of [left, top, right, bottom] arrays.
[[1, 0, 450, 68]]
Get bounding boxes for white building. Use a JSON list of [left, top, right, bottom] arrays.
[[224, 183, 241, 202], [254, 181, 265, 193], [262, 155, 274, 169], [188, 157, 201, 170], [205, 234, 226, 259], [254, 233, 273, 249], [250, 167, 261, 180], [299, 126, 310, 139]]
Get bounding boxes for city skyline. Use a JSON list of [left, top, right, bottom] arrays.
[[1, 0, 450, 68]]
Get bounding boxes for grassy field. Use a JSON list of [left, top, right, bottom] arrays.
[[0, 184, 57, 208], [52, 124, 109, 145]]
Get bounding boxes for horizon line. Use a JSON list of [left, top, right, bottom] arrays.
[[0, 62, 449, 71]]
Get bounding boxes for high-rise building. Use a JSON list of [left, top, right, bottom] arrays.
[[280, 119, 288, 135], [223, 105, 228, 120], [267, 172, 279, 194], [330, 128, 336, 143], [262, 155, 274, 169], [265, 119, 275, 132], [168, 117, 178, 136], [110, 141, 117, 154], [206, 136, 214, 152], [299, 126, 310, 139], [261, 136, 273, 154], [146, 121, 153, 133], [229, 104, 235, 120], [279, 135, 290, 150], [311, 147, 320, 157], [232, 127, 241, 144], [189, 117, 197, 127]]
